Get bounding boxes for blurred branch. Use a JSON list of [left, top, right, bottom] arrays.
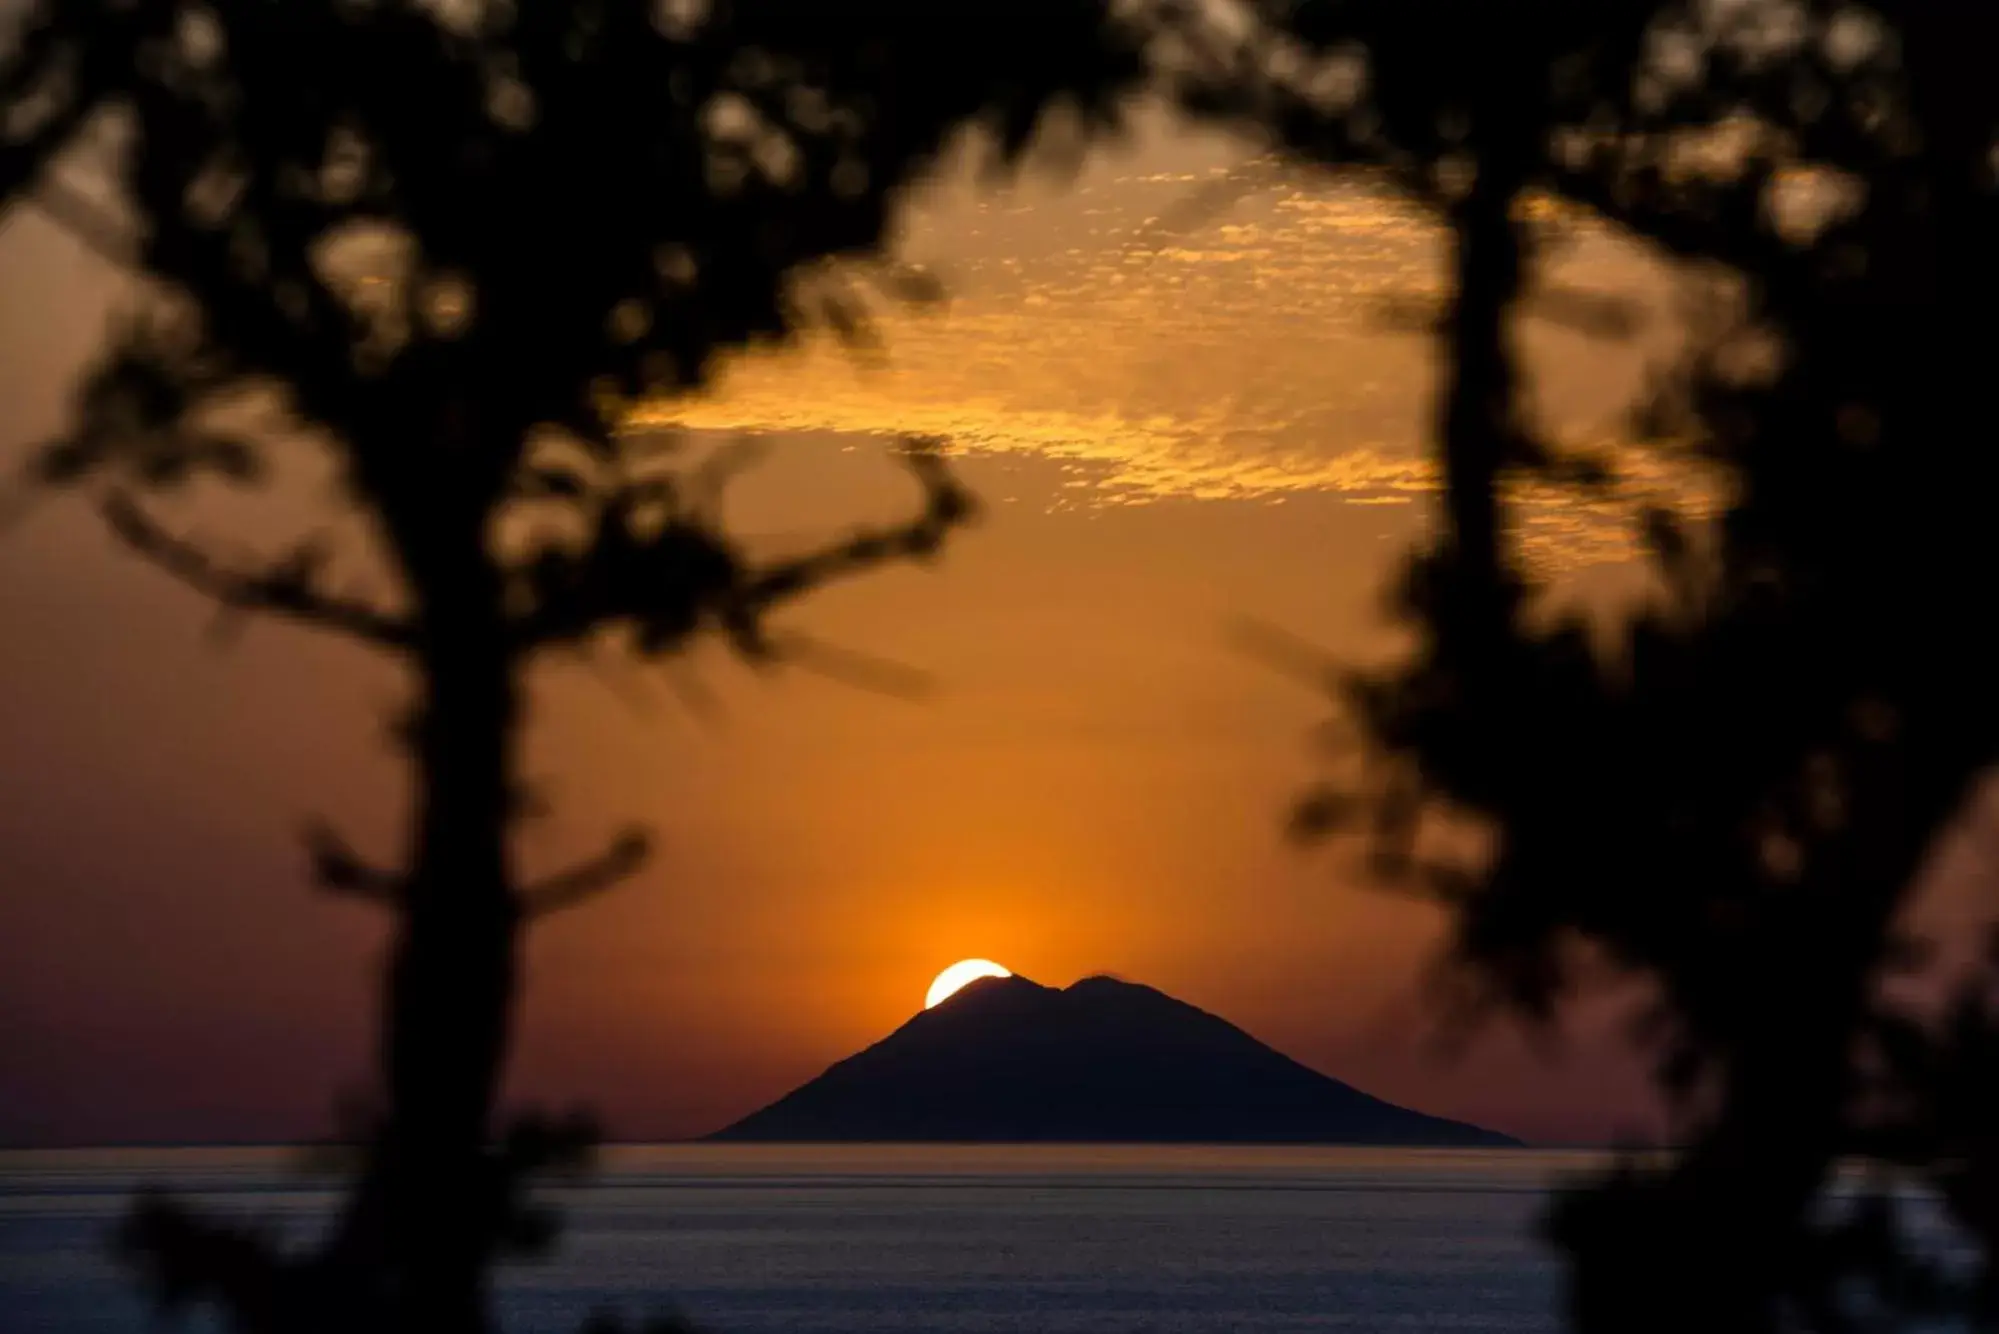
[[727, 445, 974, 646], [22, 176, 135, 269], [1118, 155, 1290, 270], [522, 829, 650, 919], [101, 492, 415, 649], [510, 440, 975, 661], [765, 630, 937, 700], [303, 819, 401, 907], [0, 1, 128, 213], [1224, 615, 1341, 693], [119, 1190, 285, 1327], [660, 661, 725, 727]]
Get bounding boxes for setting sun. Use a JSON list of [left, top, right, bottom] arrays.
[[925, 959, 1012, 1010]]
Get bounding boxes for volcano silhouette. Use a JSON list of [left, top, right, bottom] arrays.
[[712, 974, 1517, 1146]]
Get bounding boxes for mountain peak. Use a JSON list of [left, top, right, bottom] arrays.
[[713, 973, 1517, 1147], [1063, 973, 1139, 994]]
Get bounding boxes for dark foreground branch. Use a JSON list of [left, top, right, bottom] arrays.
[[522, 829, 651, 919], [22, 176, 136, 269], [723, 444, 973, 651], [102, 493, 414, 650], [302, 819, 402, 907], [761, 630, 936, 700], [509, 438, 976, 665]]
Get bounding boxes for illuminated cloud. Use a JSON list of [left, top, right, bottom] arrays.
[[634, 153, 1719, 571]]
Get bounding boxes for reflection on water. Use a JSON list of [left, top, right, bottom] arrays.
[[1, 1145, 1577, 1333]]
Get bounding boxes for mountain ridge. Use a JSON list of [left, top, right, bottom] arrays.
[[711, 973, 1518, 1147]]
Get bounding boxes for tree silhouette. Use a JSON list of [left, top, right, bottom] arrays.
[[0, 3, 1148, 1330], [1182, 2, 1999, 1330]]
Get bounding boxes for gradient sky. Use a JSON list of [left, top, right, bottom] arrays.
[[0, 110, 1745, 1148]]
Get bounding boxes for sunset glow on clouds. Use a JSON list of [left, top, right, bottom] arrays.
[[638, 144, 1721, 573]]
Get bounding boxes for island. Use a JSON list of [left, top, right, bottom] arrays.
[[712, 973, 1517, 1146]]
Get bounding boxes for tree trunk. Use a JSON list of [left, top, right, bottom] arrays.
[[347, 506, 522, 1334]]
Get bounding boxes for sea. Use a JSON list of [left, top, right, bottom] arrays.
[[0, 1145, 1589, 1333]]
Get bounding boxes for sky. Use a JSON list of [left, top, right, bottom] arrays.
[[0, 109, 1727, 1148]]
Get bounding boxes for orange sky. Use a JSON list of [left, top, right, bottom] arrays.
[[0, 114, 1694, 1147]]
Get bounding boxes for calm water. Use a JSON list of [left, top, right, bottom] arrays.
[[0, 1145, 1586, 1333]]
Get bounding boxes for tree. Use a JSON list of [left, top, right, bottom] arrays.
[[0, 2, 1149, 1330], [1183, 1, 1999, 1329]]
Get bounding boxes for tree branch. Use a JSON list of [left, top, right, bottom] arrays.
[[101, 493, 415, 650], [302, 819, 401, 907], [21, 175, 136, 269], [507, 439, 976, 661], [723, 444, 974, 649], [521, 829, 650, 919], [1224, 616, 1342, 694], [763, 630, 936, 700]]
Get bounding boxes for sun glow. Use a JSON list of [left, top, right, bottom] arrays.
[[925, 959, 1011, 1009]]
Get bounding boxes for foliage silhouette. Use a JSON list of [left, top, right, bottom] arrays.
[[0, 2, 1150, 1330], [1177, 1, 1999, 1329], [15, 0, 1999, 1330]]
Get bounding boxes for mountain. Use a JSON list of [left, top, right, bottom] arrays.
[[711, 974, 1517, 1146]]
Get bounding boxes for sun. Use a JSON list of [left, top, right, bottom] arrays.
[[925, 959, 1012, 1009]]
